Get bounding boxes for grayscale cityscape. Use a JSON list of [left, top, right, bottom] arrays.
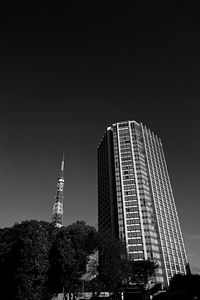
[[0, 1, 199, 300]]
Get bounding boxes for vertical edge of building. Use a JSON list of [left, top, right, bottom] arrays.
[[98, 127, 119, 239]]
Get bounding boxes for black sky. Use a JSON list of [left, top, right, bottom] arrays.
[[0, 1, 199, 272]]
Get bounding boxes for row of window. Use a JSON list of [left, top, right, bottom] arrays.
[[128, 238, 142, 245], [128, 231, 142, 237], [129, 245, 143, 252], [123, 180, 135, 185], [127, 218, 140, 225], [122, 161, 133, 166], [129, 253, 144, 260], [126, 207, 139, 213], [120, 147, 131, 153], [125, 201, 138, 207], [124, 190, 135, 195], [124, 185, 136, 190], [127, 225, 141, 231], [124, 195, 137, 201]]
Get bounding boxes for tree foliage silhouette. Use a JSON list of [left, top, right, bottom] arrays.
[[128, 259, 158, 289], [170, 273, 200, 297], [48, 220, 98, 298], [98, 237, 128, 293], [0, 220, 52, 300], [0, 220, 98, 300], [97, 236, 158, 296]]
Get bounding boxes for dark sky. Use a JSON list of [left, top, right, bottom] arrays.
[[0, 1, 199, 273]]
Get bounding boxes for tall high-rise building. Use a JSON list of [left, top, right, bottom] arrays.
[[52, 154, 65, 227], [98, 120, 188, 286]]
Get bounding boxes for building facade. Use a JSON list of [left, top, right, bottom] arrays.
[[98, 120, 188, 286]]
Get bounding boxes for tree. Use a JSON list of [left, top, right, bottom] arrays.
[[170, 273, 200, 297], [82, 252, 101, 296], [48, 221, 98, 299], [97, 236, 158, 299], [0, 220, 52, 300], [0, 219, 98, 300], [97, 237, 130, 295], [128, 259, 158, 289]]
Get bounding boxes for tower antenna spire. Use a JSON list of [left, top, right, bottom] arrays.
[[52, 153, 65, 227], [61, 152, 65, 179]]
